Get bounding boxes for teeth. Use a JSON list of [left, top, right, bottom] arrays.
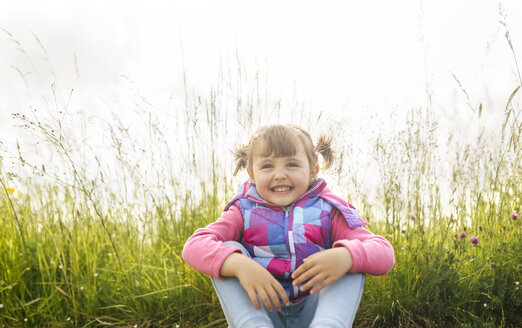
[[273, 187, 291, 192]]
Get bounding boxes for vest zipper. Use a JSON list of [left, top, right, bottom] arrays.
[[285, 206, 300, 298]]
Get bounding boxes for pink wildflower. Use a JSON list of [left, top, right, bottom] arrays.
[[459, 232, 466, 239], [512, 213, 519, 220], [470, 236, 480, 245], [490, 262, 496, 268]]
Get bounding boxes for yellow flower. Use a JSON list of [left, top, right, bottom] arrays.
[[5, 187, 22, 198]]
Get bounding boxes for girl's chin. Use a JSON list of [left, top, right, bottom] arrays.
[[269, 196, 297, 207]]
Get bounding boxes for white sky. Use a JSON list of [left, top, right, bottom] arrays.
[[1, 0, 521, 194], [2, 0, 521, 111]]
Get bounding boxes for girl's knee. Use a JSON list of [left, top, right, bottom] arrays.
[[342, 273, 366, 286], [310, 273, 366, 327], [353, 272, 366, 284]]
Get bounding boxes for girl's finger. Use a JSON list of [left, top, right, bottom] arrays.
[[266, 287, 282, 312], [292, 261, 310, 278], [257, 289, 273, 312], [248, 290, 261, 310], [300, 273, 324, 292], [293, 264, 319, 286], [309, 278, 330, 294], [274, 283, 290, 306], [309, 275, 331, 294]]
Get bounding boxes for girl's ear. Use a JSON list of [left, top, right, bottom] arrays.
[[247, 167, 255, 183]]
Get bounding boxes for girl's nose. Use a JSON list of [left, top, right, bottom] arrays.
[[273, 167, 286, 179]]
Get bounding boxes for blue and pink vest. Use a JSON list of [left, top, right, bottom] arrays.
[[224, 178, 367, 300]]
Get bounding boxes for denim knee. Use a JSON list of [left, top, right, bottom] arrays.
[[309, 273, 366, 328]]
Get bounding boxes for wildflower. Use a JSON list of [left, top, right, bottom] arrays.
[[516, 281, 520, 285], [490, 262, 496, 268], [67, 317, 71, 321], [512, 213, 519, 220], [80, 286, 84, 290], [483, 303, 487, 308], [479, 225, 483, 231], [0, 304, 3, 308], [470, 236, 480, 245], [24, 318, 28, 322], [6, 187, 22, 198], [459, 232, 466, 239], [410, 215, 415, 221], [94, 273, 99, 277], [133, 325, 138, 328]]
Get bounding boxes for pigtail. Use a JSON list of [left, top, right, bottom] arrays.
[[232, 145, 249, 175], [315, 135, 334, 170]]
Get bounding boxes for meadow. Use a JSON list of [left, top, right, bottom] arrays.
[[1, 37, 522, 327]]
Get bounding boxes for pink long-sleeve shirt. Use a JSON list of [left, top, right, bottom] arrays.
[[182, 203, 395, 278]]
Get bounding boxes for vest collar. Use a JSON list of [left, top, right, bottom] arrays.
[[225, 178, 327, 211], [225, 179, 368, 228]]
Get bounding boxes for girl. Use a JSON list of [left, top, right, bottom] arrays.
[[182, 125, 395, 328]]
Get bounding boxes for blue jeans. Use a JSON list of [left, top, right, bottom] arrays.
[[211, 241, 365, 328]]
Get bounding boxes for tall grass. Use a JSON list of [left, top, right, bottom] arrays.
[[1, 31, 521, 327]]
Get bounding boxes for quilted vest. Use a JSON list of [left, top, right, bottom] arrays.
[[224, 178, 367, 300]]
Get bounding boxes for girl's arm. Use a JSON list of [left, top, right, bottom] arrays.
[[291, 210, 394, 294], [183, 202, 291, 310], [182, 203, 244, 277], [330, 210, 395, 276], [220, 251, 290, 311]]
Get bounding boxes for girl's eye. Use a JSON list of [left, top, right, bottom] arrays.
[[288, 162, 298, 167], [261, 164, 273, 169]]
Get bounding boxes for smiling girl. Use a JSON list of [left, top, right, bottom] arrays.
[[182, 124, 395, 328]]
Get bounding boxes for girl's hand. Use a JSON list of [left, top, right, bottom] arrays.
[[291, 247, 353, 294], [220, 253, 290, 311]]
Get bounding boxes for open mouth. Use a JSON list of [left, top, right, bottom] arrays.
[[271, 186, 293, 192]]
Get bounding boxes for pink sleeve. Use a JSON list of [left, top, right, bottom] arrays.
[[182, 203, 244, 278], [331, 210, 395, 276]]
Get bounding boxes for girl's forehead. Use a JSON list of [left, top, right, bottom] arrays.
[[253, 153, 305, 161], [252, 138, 305, 156], [252, 140, 307, 159]]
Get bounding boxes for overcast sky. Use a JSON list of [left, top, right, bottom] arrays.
[[1, 0, 521, 162]]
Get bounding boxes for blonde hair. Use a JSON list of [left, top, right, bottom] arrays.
[[233, 124, 334, 176]]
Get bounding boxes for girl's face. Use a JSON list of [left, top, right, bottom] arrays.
[[247, 141, 319, 207]]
